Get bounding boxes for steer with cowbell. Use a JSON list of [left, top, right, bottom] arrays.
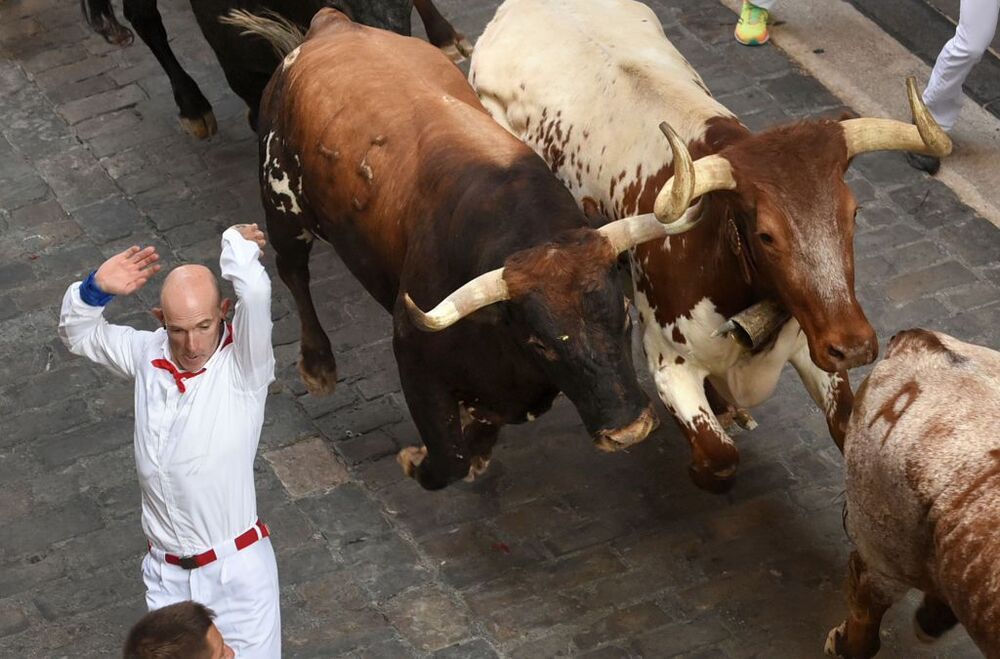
[[227, 8, 700, 490], [470, 0, 952, 491]]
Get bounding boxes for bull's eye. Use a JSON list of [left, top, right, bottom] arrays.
[[758, 232, 775, 246]]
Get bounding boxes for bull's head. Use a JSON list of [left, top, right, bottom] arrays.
[[647, 78, 951, 373], [404, 229, 658, 451]]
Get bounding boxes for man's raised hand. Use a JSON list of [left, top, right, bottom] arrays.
[[232, 223, 267, 253], [94, 246, 161, 296]]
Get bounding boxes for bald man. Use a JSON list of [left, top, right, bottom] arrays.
[[58, 224, 280, 658]]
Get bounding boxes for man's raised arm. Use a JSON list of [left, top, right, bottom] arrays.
[[58, 246, 161, 379], [220, 224, 275, 391]]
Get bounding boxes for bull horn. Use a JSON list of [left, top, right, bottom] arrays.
[[404, 268, 509, 331], [841, 77, 952, 159], [653, 122, 737, 224]]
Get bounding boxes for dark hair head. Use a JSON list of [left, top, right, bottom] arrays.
[[123, 601, 216, 659]]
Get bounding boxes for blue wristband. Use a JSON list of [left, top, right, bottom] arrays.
[[79, 271, 115, 307]]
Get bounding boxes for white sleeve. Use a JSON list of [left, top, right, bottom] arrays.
[[58, 283, 145, 379], [220, 228, 275, 391]]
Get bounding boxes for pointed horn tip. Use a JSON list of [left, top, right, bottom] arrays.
[[403, 293, 444, 332], [905, 75, 952, 157]]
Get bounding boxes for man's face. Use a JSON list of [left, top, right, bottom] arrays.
[[203, 623, 234, 659], [160, 296, 230, 372]]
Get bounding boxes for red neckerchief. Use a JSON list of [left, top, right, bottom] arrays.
[[151, 323, 233, 393]]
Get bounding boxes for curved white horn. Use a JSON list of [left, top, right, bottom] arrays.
[[841, 76, 952, 158], [653, 122, 737, 224], [404, 268, 509, 332]]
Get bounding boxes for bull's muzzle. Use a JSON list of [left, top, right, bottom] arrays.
[[594, 404, 659, 452]]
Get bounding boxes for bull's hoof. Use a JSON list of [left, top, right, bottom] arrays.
[[463, 455, 491, 482], [594, 406, 659, 452], [179, 111, 218, 140], [913, 619, 937, 644], [397, 446, 428, 478], [299, 356, 337, 396], [825, 622, 846, 657], [98, 21, 134, 46], [688, 461, 737, 493], [438, 35, 474, 64]]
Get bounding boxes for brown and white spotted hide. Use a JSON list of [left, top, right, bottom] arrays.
[[827, 329, 1000, 658], [471, 0, 872, 490]]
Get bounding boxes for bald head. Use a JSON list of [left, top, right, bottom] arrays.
[[161, 265, 221, 318], [155, 265, 230, 372]]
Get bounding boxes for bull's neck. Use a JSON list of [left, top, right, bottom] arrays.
[[931, 475, 1000, 654]]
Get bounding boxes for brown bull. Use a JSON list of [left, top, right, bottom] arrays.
[[232, 9, 684, 490]]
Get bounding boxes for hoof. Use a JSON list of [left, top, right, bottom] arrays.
[[463, 455, 491, 482], [594, 406, 658, 452], [299, 356, 337, 396], [824, 622, 846, 657], [179, 111, 218, 140], [438, 35, 474, 64], [688, 461, 737, 493], [397, 446, 428, 478], [913, 618, 937, 644], [99, 22, 134, 46]]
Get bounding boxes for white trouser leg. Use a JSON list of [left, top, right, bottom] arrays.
[[924, 0, 1000, 131], [143, 538, 282, 659], [750, 0, 777, 11]]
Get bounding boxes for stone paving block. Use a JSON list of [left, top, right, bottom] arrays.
[[889, 178, 977, 229], [32, 563, 143, 622], [70, 195, 144, 245], [35, 147, 117, 212], [0, 398, 89, 449], [265, 436, 350, 499], [573, 602, 673, 651], [260, 392, 320, 450], [335, 430, 398, 465], [432, 638, 501, 659], [384, 584, 474, 652], [941, 280, 1000, 312], [298, 483, 391, 551], [939, 216, 1000, 267], [0, 497, 103, 562], [0, 603, 30, 639], [885, 260, 979, 303], [761, 70, 840, 113], [633, 614, 732, 657], [275, 540, 341, 588], [56, 83, 145, 125]]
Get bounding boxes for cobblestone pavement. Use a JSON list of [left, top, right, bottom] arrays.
[[1, 0, 998, 657]]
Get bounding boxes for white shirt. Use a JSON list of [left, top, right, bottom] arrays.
[[58, 229, 275, 555]]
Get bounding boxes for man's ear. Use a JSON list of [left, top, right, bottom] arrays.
[[220, 297, 232, 319], [151, 307, 164, 326]]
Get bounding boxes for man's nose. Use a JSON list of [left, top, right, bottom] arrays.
[[185, 332, 197, 352]]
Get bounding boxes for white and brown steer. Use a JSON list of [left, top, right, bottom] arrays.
[[826, 329, 1000, 658], [470, 0, 951, 491]]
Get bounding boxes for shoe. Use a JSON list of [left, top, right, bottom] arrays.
[[905, 151, 941, 175], [735, 1, 770, 46]]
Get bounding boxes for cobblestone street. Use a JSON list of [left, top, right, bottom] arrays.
[[1, 0, 998, 656]]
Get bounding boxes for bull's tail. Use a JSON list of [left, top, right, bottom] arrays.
[[219, 10, 306, 59]]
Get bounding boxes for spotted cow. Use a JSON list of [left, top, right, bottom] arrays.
[[825, 329, 1000, 658], [470, 0, 950, 491], [230, 9, 678, 491], [81, 0, 471, 138]]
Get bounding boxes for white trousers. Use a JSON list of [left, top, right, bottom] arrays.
[[750, 0, 777, 11], [142, 537, 281, 658], [924, 0, 1000, 131]]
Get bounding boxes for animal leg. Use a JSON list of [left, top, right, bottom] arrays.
[[82, 0, 134, 45], [123, 0, 216, 139], [705, 380, 757, 434], [913, 592, 958, 642], [790, 344, 853, 452], [649, 354, 739, 493], [413, 0, 472, 62], [463, 416, 499, 482], [826, 551, 899, 659], [394, 351, 473, 490], [267, 213, 337, 396]]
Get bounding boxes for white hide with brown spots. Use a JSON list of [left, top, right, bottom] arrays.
[[472, 0, 849, 485], [836, 330, 1000, 655]]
